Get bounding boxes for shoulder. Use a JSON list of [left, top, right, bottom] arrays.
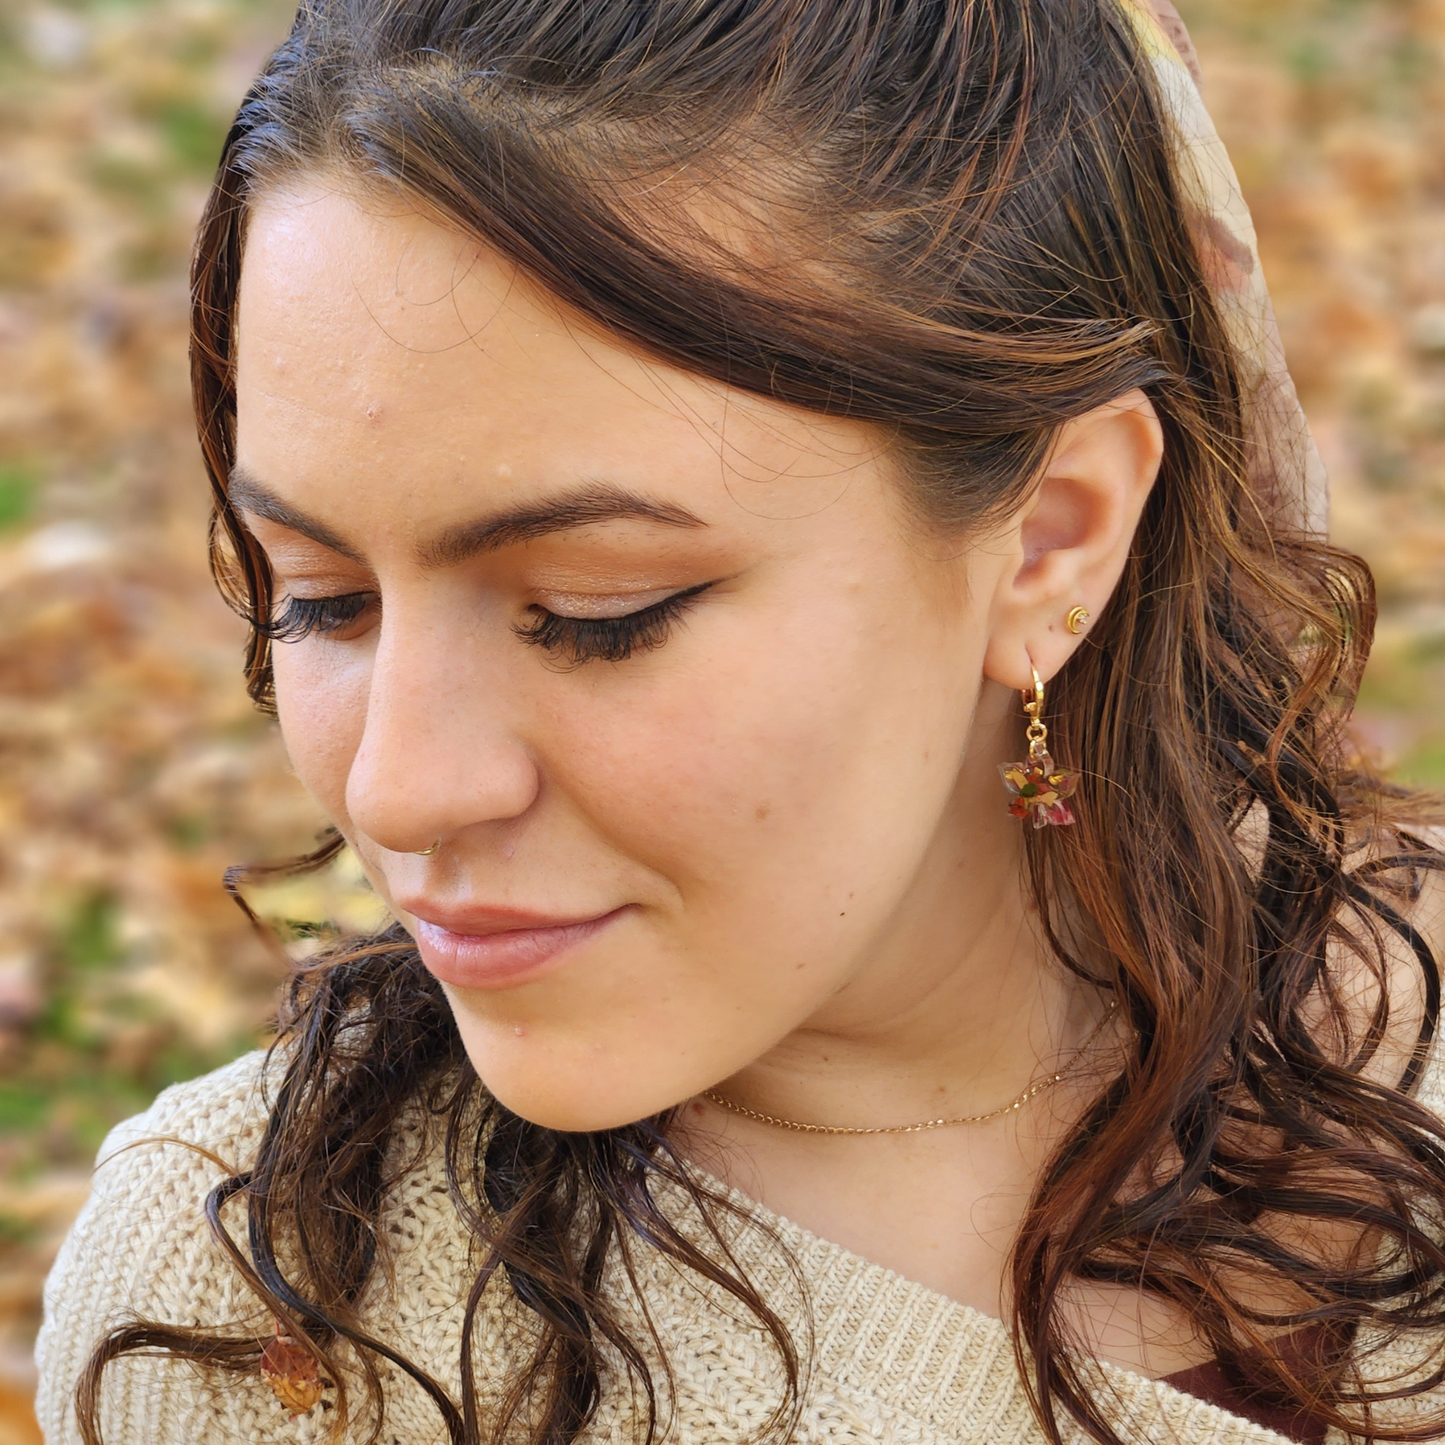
[[35, 1049, 285, 1445], [97, 1045, 280, 1171], [1306, 822, 1445, 1106], [1386, 825, 1445, 1114], [55, 1046, 281, 1278]]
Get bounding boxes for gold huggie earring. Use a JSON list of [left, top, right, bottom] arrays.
[[1066, 605, 1091, 635], [999, 665, 1079, 828], [413, 840, 441, 856]]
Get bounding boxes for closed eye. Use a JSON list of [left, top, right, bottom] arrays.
[[260, 591, 376, 642], [515, 582, 715, 667]]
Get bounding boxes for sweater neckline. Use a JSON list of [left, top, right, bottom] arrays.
[[668, 1009, 1445, 1441], [677, 1162, 1305, 1443]]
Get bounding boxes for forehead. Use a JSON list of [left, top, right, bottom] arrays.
[[234, 182, 883, 521]]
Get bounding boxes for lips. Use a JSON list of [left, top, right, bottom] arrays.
[[409, 905, 626, 991]]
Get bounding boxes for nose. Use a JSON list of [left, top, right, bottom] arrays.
[[344, 606, 541, 854]]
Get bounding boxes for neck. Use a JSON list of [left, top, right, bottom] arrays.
[[703, 714, 1103, 1135]]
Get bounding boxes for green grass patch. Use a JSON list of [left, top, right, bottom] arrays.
[[157, 101, 226, 175], [1397, 739, 1445, 789], [0, 464, 38, 531], [61, 891, 123, 973], [0, 1212, 39, 1248], [0, 1083, 51, 1134]]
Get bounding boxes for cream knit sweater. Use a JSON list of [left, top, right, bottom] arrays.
[[35, 1047, 1445, 1445]]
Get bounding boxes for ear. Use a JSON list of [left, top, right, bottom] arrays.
[[982, 389, 1163, 690]]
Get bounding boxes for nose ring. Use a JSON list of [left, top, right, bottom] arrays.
[[412, 839, 441, 856]]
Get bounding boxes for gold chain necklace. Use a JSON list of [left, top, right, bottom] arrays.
[[702, 1001, 1118, 1136]]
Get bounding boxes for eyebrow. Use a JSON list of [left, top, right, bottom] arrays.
[[228, 468, 707, 567], [230, 469, 364, 561]]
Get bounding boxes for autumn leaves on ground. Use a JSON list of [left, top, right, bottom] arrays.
[[1, 0, 1444, 1439]]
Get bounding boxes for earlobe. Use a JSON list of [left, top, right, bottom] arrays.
[[984, 389, 1162, 690]]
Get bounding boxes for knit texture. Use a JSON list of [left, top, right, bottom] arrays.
[[36, 1044, 1444, 1445]]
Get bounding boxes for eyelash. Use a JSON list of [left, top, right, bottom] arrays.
[[514, 582, 714, 667], [259, 582, 714, 663], [260, 591, 374, 642]]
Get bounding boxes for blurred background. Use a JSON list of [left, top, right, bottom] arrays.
[[0, 0, 1442, 1438]]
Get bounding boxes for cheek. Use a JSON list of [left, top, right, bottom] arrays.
[[544, 580, 981, 951], [271, 644, 371, 822], [454, 579, 986, 1127]]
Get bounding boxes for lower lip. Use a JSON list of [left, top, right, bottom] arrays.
[[413, 909, 624, 990]]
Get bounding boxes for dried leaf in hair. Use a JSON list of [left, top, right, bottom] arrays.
[[260, 1325, 324, 1416]]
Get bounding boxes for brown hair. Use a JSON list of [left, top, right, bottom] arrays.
[[79, 0, 1445, 1441]]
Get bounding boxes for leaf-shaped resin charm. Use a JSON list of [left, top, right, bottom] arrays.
[[260, 1323, 325, 1417]]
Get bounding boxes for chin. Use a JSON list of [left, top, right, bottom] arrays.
[[483, 1080, 677, 1133], [460, 1039, 691, 1133]]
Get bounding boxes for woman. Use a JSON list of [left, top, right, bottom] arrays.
[[35, 0, 1445, 1442]]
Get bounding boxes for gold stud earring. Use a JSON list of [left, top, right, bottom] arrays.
[[413, 840, 441, 856], [1066, 605, 1091, 635], [999, 665, 1079, 828]]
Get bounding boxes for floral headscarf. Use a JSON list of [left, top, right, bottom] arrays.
[[1122, 0, 1329, 537]]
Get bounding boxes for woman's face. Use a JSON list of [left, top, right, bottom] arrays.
[[233, 183, 1049, 1130]]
